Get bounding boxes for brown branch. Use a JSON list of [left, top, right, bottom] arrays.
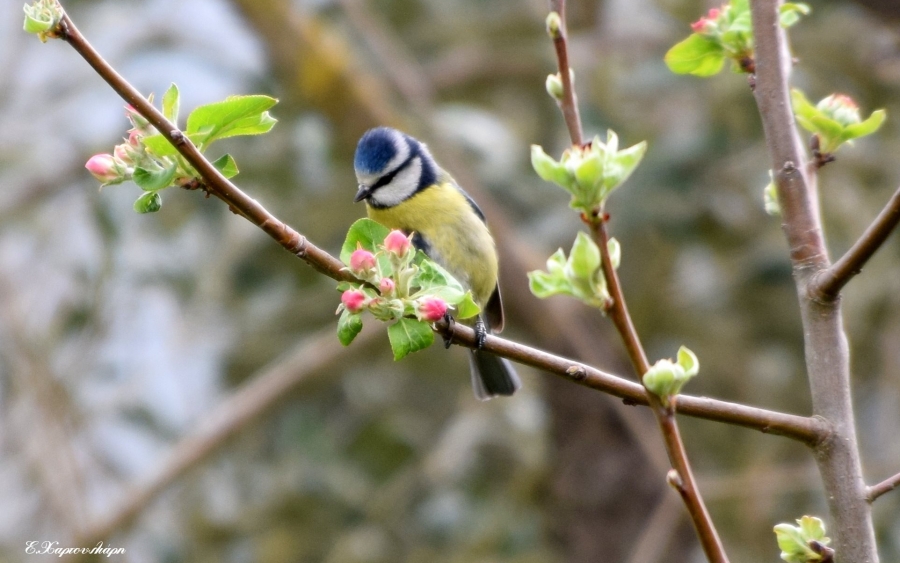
[[548, 0, 583, 146], [588, 217, 728, 563], [56, 12, 351, 285], [813, 184, 900, 300], [750, 1, 878, 560], [867, 470, 900, 503]]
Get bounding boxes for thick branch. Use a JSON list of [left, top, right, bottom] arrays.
[[750, 1, 877, 561], [813, 184, 900, 299], [867, 471, 900, 503]]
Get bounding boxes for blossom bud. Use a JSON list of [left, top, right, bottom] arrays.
[[125, 104, 152, 133], [341, 289, 368, 313], [379, 277, 396, 295], [417, 297, 448, 322], [85, 154, 122, 183], [817, 94, 861, 127], [349, 248, 377, 273], [384, 230, 412, 257]]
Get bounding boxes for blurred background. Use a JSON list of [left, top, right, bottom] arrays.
[[1, 0, 900, 561]]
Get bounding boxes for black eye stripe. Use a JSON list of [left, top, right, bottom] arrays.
[[370, 152, 417, 192]]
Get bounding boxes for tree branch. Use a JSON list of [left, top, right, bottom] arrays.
[[867, 470, 900, 503], [750, 1, 878, 561], [548, 0, 583, 146], [812, 184, 900, 300]]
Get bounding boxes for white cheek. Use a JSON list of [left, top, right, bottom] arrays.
[[370, 158, 423, 207]]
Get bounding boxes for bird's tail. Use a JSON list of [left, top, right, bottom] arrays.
[[468, 350, 521, 400]]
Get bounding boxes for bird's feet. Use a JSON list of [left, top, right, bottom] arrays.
[[441, 313, 455, 349], [474, 318, 487, 349]]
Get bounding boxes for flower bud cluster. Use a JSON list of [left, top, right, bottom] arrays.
[[338, 231, 451, 325], [792, 89, 886, 157], [23, 0, 63, 42], [774, 516, 831, 563]]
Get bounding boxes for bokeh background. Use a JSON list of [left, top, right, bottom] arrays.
[[1, 0, 899, 561]]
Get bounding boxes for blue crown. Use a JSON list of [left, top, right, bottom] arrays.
[[354, 127, 402, 175]]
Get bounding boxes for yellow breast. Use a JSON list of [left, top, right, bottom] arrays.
[[367, 181, 498, 307]]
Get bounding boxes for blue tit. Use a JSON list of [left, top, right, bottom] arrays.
[[353, 126, 521, 400]]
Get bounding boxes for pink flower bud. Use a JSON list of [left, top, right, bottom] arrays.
[[817, 94, 861, 126], [379, 277, 395, 295], [341, 289, 367, 313], [418, 297, 448, 322], [350, 248, 377, 273], [707, 7, 720, 19], [384, 230, 412, 257], [85, 154, 121, 183], [690, 17, 716, 34], [127, 128, 143, 147], [114, 143, 136, 165]]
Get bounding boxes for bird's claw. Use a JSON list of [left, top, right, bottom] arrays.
[[441, 313, 455, 349], [474, 318, 487, 349]]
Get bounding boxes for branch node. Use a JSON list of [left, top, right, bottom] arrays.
[[169, 129, 186, 145], [565, 365, 587, 381], [666, 469, 684, 491]]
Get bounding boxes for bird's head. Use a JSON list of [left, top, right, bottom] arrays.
[[353, 127, 436, 208]]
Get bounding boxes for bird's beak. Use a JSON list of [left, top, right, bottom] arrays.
[[354, 184, 371, 203]]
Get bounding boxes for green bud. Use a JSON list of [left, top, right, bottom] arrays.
[[545, 73, 564, 100], [774, 516, 830, 563], [643, 346, 699, 404], [23, 0, 62, 42], [133, 191, 162, 214], [763, 172, 781, 216], [546, 11, 562, 38]]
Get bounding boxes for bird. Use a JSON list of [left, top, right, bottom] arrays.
[[353, 126, 520, 400]]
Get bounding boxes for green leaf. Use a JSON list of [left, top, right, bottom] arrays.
[[809, 115, 844, 140], [142, 132, 208, 157], [455, 292, 481, 319], [337, 309, 364, 346], [133, 163, 178, 191], [567, 232, 601, 281], [528, 270, 572, 299], [162, 83, 180, 124], [531, 145, 573, 190], [779, 3, 810, 28], [185, 95, 278, 147], [133, 191, 162, 214], [212, 153, 240, 179], [790, 89, 818, 120], [843, 108, 886, 140], [340, 218, 391, 265], [677, 346, 699, 377], [387, 317, 435, 360], [665, 34, 726, 77], [415, 258, 464, 292]]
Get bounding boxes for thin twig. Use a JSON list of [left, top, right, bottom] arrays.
[[547, 3, 727, 557], [56, 13, 350, 284], [813, 184, 900, 300], [548, 0, 583, 146], [867, 471, 900, 503], [589, 217, 728, 563]]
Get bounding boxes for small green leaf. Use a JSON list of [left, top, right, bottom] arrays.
[[528, 270, 572, 299], [133, 191, 162, 214], [212, 153, 240, 179], [186, 95, 278, 147], [568, 232, 601, 281], [843, 108, 886, 140], [340, 218, 391, 265], [677, 346, 699, 377], [809, 115, 844, 140], [387, 317, 435, 360], [415, 258, 464, 293], [791, 89, 818, 120], [779, 3, 810, 28], [133, 163, 178, 191], [337, 309, 364, 346], [455, 292, 481, 319], [665, 34, 726, 77], [162, 83, 180, 124], [531, 145, 573, 190]]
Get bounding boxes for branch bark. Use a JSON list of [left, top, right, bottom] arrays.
[[750, 1, 878, 561], [812, 184, 900, 299], [867, 471, 900, 503]]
